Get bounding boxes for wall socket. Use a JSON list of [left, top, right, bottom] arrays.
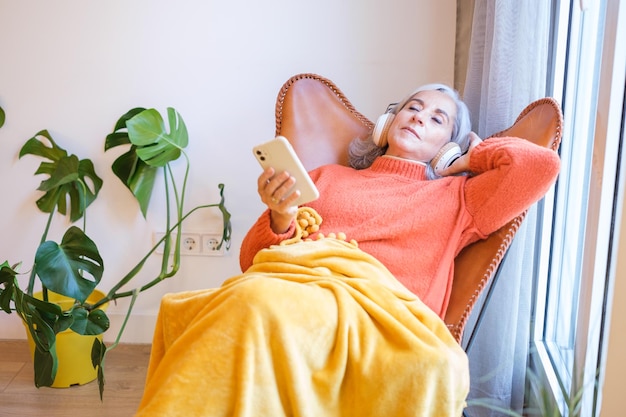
[[154, 232, 226, 256]]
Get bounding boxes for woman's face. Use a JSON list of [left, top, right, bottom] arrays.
[[385, 89, 457, 162]]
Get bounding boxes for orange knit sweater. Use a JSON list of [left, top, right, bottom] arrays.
[[240, 137, 560, 317]]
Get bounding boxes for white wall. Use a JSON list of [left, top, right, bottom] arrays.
[[599, 192, 626, 415], [0, 0, 457, 343]]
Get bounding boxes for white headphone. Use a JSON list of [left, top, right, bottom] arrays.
[[372, 112, 394, 147]]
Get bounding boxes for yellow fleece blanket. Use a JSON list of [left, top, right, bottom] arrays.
[[136, 236, 469, 416]]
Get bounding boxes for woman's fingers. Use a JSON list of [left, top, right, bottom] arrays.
[[467, 131, 483, 150], [258, 167, 299, 211]]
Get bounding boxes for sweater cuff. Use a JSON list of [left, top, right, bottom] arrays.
[[259, 209, 297, 241]]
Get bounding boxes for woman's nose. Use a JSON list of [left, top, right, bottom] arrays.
[[411, 113, 424, 125]]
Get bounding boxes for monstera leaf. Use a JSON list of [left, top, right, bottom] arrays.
[[68, 305, 109, 335], [19, 130, 102, 222], [125, 107, 188, 167], [104, 107, 188, 217], [105, 107, 157, 217], [34, 226, 104, 303], [9, 283, 65, 387], [0, 261, 18, 314]]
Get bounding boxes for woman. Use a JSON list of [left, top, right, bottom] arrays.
[[136, 84, 559, 417], [241, 84, 560, 318]]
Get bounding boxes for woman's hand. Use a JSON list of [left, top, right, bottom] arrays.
[[438, 132, 483, 177], [257, 167, 300, 233]]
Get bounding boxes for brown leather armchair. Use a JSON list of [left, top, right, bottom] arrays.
[[274, 73, 562, 343]]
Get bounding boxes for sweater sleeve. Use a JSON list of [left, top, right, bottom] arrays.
[[239, 210, 297, 272], [465, 136, 560, 236]]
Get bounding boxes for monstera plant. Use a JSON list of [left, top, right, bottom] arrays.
[[0, 107, 231, 398], [466, 360, 594, 417]]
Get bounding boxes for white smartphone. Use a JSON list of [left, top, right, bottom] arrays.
[[252, 136, 320, 206]]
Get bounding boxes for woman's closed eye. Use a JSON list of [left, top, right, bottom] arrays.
[[408, 106, 443, 125]]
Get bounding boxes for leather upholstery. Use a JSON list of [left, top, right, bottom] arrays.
[[275, 73, 373, 170], [274, 73, 563, 343]]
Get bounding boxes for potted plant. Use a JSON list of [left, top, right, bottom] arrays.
[[465, 362, 596, 416], [0, 106, 231, 398]]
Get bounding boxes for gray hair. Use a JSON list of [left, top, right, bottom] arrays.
[[348, 83, 471, 180]]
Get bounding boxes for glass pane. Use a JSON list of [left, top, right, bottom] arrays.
[[540, 0, 604, 401]]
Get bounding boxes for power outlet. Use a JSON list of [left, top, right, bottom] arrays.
[[181, 233, 201, 255], [153, 232, 226, 256], [202, 233, 226, 256]]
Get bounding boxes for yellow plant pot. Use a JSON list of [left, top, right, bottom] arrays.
[[24, 289, 109, 388]]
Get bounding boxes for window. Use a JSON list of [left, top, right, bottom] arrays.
[[530, 0, 625, 415]]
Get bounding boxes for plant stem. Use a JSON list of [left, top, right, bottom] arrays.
[[79, 179, 88, 232], [91, 202, 221, 309], [27, 209, 55, 297], [106, 288, 139, 352], [159, 166, 174, 271], [165, 164, 183, 273]]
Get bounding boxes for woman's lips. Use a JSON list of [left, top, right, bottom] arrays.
[[404, 127, 420, 139]]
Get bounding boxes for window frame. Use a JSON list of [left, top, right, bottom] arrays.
[[529, 0, 625, 415]]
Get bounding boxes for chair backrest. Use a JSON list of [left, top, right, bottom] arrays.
[[274, 73, 563, 343]]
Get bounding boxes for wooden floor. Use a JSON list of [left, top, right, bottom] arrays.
[[0, 339, 151, 417]]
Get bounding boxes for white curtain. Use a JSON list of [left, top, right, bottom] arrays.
[[458, 1, 552, 415]]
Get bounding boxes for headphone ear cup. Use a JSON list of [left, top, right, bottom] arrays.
[[372, 113, 394, 147], [430, 142, 462, 176]]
